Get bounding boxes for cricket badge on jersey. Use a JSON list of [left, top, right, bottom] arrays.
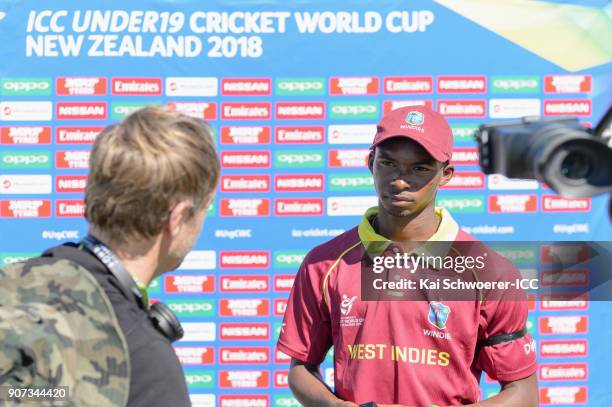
[[339, 293, 364, 328], [405, 111, 425, 126], [428, 301, 451, 330], [340, 294, 357, 315]]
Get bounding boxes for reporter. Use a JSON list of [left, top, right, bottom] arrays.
[[0, 107, 220, 406]]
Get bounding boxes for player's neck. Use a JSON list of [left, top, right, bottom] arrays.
[[87, 227, 160, 287], [374, 203, 440, 243]]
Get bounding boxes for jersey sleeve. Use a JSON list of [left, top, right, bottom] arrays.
[[277, 253, 333, 365], [474, 283, 537, 382]]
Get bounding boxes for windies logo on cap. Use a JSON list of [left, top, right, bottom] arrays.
[[405, 111, 424, 126], [428, 301, 450, 329]]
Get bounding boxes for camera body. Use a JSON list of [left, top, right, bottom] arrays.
[[476, 116, 612, 198]]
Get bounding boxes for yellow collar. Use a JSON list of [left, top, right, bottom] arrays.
[[357, 206, 459, 262]]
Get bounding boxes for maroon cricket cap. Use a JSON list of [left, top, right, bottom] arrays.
[[370, 105, 453, 162]]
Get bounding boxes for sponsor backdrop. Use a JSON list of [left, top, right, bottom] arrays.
[[1, 1, 611, 406]]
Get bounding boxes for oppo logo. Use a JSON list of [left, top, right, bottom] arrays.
[[440, 198, 483, 209], [278, 154, 321, 164], [3, 154, 48, 165], [185, 375, 212, 385], [276, 398, 301, 406], [3, 81, 49, 91], [493, 79, 538, 90], [114, 105, 141, 115], [168, 302, 213, 313], [332, 105, 376, 115], [276, 254, 304, 264], [331, 177, 372, 187], [278, 81, 323, 91], [2, 256, 30, 264]]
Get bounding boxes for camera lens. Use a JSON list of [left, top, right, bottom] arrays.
[[561, 150, 593, 180]]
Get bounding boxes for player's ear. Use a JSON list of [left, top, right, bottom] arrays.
[[368, 150, 375, 174], [438, 161, 454, 187]]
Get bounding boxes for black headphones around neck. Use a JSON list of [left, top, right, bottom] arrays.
[[79, 235, 184, 342]]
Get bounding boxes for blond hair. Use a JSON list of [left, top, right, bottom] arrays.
[[85, 106, 219, 243]]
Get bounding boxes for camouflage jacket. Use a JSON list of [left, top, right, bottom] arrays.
[[0, 256, 130, 406]]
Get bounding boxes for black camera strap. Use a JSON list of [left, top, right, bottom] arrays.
[[73, 235, 183, 342]]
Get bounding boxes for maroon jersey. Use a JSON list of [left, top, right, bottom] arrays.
[[278, 207, 536, 405]]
